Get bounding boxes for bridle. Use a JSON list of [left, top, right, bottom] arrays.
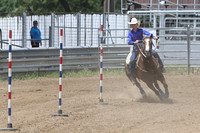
[[154, 39, 160, 50], [135, 37, 160, 72], [136, 42, 147, 58], [136, 37, 153, 58]]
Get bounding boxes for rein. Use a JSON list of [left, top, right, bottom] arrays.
[[136, 55, 148, 73], [154, 39, 160, 50], [136, 43, 146, 58], [135, 38, 160, 73]]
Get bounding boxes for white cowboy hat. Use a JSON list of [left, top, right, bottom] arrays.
[[128, 17, 140, 26]]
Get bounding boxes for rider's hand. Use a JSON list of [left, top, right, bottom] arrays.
[[154, 36, 158, 40], [134, 40, 140, 44]]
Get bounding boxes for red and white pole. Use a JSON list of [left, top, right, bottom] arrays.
[[99, 25, 104, 103], [52, 29, 68, 117], [0, 30, 19, 131]]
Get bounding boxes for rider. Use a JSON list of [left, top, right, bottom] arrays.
[[128, 17, 165, 82]]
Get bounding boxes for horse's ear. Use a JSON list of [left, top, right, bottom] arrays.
[[150, 34, 153, 39]]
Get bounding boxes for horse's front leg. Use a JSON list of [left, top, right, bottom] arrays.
[[159, 75, 169, 98], [134, 78, 147, 98], [146, 82, 163, 101], [154, 81, 165, 98]]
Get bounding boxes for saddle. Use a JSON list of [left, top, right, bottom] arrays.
[[126, 52, 160, 72]]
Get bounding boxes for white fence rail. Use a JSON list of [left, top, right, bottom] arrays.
[[0, 13, 129, 49], [0, 46, 199, 76]]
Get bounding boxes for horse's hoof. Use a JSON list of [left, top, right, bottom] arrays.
[[142, 93, 147, 99], [158, 94, 166, 101], [165, 92, 169, 98]]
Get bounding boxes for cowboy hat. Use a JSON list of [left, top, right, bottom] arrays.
[[128, 17, 140, 26]]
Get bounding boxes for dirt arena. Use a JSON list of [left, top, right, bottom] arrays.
[[0, 73, 200, 133]]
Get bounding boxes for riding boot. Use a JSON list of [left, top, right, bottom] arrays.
[[129, 60, 136, 75], [153, 53, 166, 73]]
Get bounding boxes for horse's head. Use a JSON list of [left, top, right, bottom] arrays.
[[143, 34, 153, 58]]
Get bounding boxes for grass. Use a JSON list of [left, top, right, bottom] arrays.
[[44, 69, 100, 78], [44, 69, 126, 78], [0, 67, 198, 81], [0, 69, 126, 81], [164, 66, 199, 75]]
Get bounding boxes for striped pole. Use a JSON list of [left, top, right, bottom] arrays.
[[99, 25, 104, 103], [0, 30, 18, 131], [59, 29, 63, 113], [52, 29, 68, 117], [8, 30, 12, 128]]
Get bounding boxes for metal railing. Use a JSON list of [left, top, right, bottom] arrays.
[[0, 11, 199, 75], [0, 12, 107, 49]]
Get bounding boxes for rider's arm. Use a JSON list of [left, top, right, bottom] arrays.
[[38, 29, 41, 42], [30, 27, 34, 39], [30, 27, 35, 43], [128, 32, 137, 45], [142, 29, 156, 39]]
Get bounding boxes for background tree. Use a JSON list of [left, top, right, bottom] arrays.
[[0, 0, 18, 16], [0, 0, 122, 16]]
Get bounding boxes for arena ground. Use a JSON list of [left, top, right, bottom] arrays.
[[0, 73, 200, 133]]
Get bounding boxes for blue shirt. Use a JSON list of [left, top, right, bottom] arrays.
[[30, 27, 41, 43], [128, 28, 155, 51]]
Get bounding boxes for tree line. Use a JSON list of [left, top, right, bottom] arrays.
[[0, 0, 122, 16]]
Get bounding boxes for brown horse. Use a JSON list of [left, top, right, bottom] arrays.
[[125, 35, 169, 101]]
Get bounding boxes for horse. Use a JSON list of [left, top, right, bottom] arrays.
[[125, 35, 169, 101]]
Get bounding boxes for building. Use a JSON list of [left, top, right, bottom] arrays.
[[126, 0, 200, 10]]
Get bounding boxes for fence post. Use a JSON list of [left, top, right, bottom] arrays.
[[159, 14, 165, 59], [84, 14, 86, 46], [22, 12, 27, 48], [50, 13, 55, 47], [0, 29, 2, 49], [187, 25, 191, 75], [91, 14, 93, 46], [103, 13, 106, 45], [77, 12, 81, 46]]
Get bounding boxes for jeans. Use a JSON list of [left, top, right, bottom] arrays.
[[31, 41, 39, 48]]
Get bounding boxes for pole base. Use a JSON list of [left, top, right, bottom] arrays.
[[0, 123, 19, 131], [95, 98, 108, 105], [99, 98, 103, 103], [0, 128, 19, 131], [52, 109, 68, 117]]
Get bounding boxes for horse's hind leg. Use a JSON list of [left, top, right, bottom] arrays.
[[146, 83, 163, 100], [159, 75, 169, 98]]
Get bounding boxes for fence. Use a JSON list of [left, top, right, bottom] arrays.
[[102, 10, 200, 74], [0, 47, 131, 76], [0, 12, 129, 49], [0, 11, 200, 74], [0, 45, 199, 76]]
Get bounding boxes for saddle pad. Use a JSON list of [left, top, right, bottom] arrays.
[[126, 52, 132, 64]]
